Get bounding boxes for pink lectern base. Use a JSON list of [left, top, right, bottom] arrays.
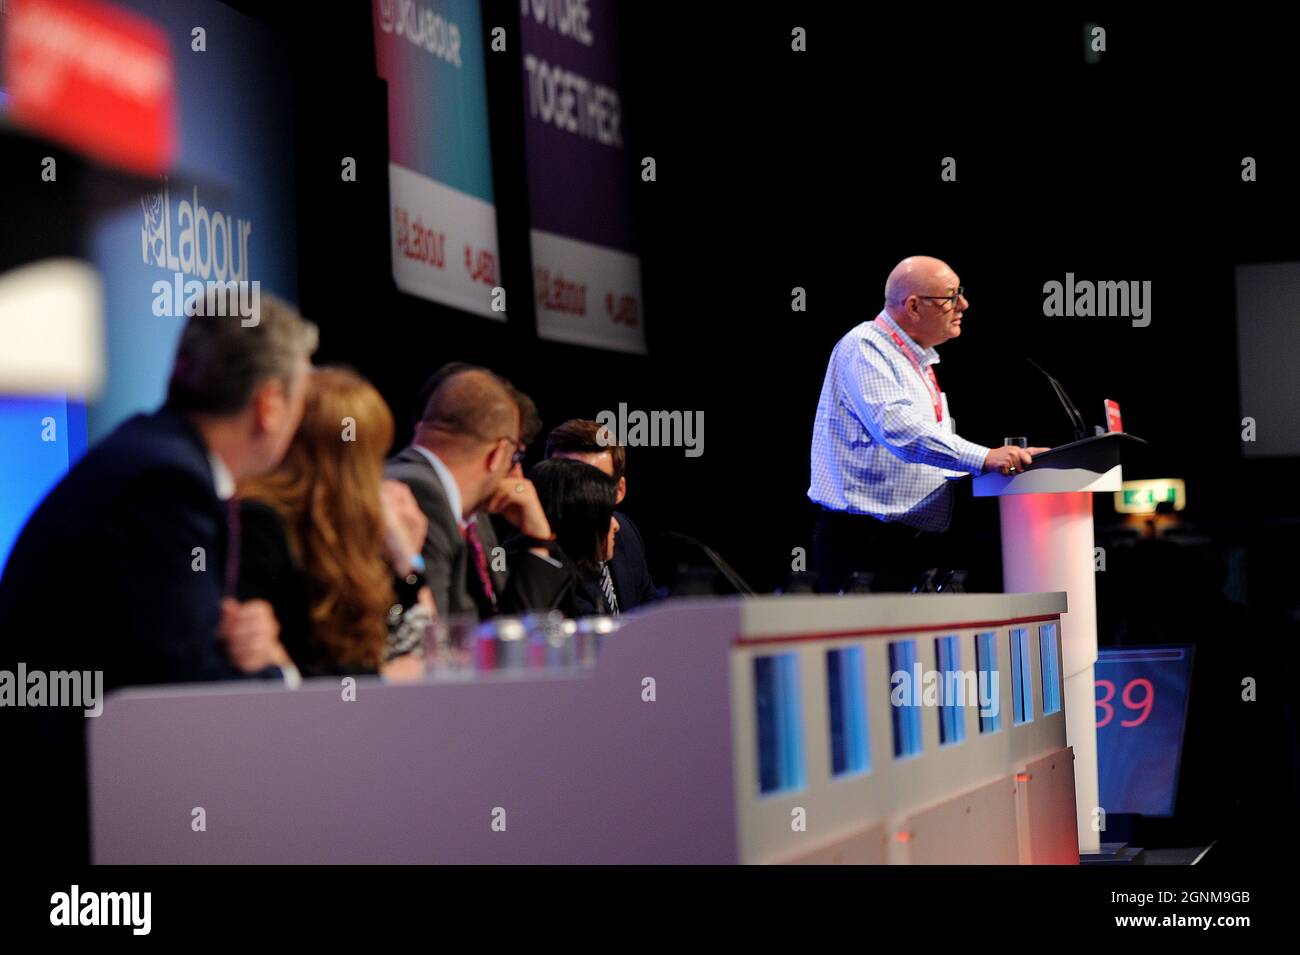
[[999, 491, 1101, 855]]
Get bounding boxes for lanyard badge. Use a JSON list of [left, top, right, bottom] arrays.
[[875, 318, 943, 423]]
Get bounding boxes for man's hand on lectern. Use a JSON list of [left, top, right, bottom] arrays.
[[983, 445, 1050, 476]]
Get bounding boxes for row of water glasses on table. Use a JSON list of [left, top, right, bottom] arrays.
[[421, 612, 621, 676]]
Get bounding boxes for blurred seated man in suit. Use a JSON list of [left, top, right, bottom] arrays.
[[386, 367, 553, 619], [545, 419, 658, 613], [0, 286, 317, 861], [0, 287, 316, 687]]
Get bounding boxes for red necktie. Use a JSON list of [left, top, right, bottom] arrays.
[[463, 521, 498, 610]]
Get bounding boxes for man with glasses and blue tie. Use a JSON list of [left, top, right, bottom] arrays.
[[809, 256, 1048, 593]]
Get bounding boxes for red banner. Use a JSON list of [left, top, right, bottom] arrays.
[[3, 0, 175, 174]]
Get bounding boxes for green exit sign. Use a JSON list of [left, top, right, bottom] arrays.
[[1123, 487, 1174, 507], [1115, 479, 1186, 514]]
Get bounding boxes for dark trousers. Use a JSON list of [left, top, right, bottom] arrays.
[[813, 509, 950, 594]]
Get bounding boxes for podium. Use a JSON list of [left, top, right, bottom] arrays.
[[971, 432, 1146, 854]]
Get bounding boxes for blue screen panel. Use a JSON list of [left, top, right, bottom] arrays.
[[754, 653, 805, 795], [1096, 646, 1194, 817], [1010, 628, 1034, 725], [826, 646, 870, 776], [935, 635, 965, 746], [0, 395, 86, 576], [1039, 623, 1062, 716], [975, 631, 1002, 734], [889, 640, 923, 759]]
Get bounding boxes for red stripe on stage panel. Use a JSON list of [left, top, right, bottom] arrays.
[[734, 612, 1063, 646]]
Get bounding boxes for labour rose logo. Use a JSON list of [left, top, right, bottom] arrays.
[[140, 189, 166, 267]]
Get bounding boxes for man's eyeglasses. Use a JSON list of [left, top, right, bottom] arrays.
[[496, 436, 526, 465], [917, 286, 965, 310]]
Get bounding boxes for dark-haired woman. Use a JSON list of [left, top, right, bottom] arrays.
[[502, 458, 621, 617]]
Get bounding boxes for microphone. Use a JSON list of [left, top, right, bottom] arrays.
[[1027, 357, 1088, 440], [660, 531, 755, 596]]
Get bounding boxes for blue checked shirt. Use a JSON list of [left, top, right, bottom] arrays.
[[809, 311, 991, 532]]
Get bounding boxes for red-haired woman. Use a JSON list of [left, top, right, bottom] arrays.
[[235, 366, 431, 678]]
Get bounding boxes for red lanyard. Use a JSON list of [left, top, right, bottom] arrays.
[[875, 317, 943, 422]]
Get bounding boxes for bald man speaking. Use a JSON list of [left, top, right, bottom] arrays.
[[809, 256, 1047, 593]]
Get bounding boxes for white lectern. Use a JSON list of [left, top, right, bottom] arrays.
[[971, 432, 1146, 855]]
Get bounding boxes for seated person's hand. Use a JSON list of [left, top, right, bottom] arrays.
[[484, 476, 553, 543], [380, 653, 425, 683], [417, 585, 436, 616], [381, 479, 428, 575], [219, 597, 291, 672]]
